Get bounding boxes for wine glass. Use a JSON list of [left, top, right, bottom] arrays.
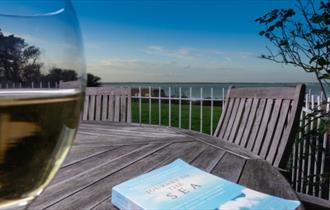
[[0, 1, 85, 209]]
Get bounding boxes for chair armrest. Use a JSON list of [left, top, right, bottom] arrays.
[[297, 192, 330, 210]]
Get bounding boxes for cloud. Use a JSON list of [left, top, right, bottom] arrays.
[[218, 189, 268, 210], [239, 51, 255, 59], [85, 42, 101, 50], [85, 52, 316, 83], [144, 46, 200, 59], [100, 58, 140, 67], [224, 57, 232, 62], [184, 64, 191, 69], [143, 45, 256, 64], [87, 57, 189, 82]]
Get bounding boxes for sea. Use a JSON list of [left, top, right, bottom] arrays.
[[103, 82, 329, 99]]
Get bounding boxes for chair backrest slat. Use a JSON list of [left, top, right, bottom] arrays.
[[114, 95, 120, 122], [234, 98, 253, 146], [224, 98, 241, 140], [95, 95, 102, 121], [126, 90, 132, 123], [239, 98, 259, 148], [82, 95, 89, 121], [228, 98, 246, 143], [246, 98, 266, 151], [88, 95, 96, 120], [108, 94, 114, 121], [252, 98, 274, 154], [82, 87, 132, 123], [266, 99, 291, 164], [120, 93, 127, 122], [101, 95, 108, 120], [259, 99, 282, 159], [214, 85, 305, 168], [215, 87, 234, 139]]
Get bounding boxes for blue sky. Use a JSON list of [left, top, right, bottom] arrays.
[[1, 0, 317, 83]]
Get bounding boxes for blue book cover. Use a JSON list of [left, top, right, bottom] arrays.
[[112, 159, 300, 210]]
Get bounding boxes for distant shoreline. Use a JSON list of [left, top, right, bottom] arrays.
[[103, 82, 318, 84], [101, 82, 328, 97]]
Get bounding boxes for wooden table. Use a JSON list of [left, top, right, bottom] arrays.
[[29, 122, 302, 210]]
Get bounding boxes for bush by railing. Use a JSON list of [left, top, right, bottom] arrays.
[[291, 94, 330, 200]]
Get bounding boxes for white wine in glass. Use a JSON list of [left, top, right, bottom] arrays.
[[0, 1, 85, 209]]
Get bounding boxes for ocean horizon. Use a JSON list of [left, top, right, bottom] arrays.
[[103, 82, 329, 99]]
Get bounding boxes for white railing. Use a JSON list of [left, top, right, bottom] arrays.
[[0, 81, 60, 88], [291, 93, 330, 200], [131, 86, 225, 135]]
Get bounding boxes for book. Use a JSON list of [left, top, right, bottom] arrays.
[[112, 159, 301, 210]]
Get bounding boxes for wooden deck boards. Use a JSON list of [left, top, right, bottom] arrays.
[[29, 122, 302, 210]]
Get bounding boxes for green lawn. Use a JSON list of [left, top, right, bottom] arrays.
[[131, 100, 222, 134]]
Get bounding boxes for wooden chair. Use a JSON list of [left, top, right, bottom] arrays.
[[297, 192, 330, 210], [214, 84, 305, 169], [82, 87, 132, 123]]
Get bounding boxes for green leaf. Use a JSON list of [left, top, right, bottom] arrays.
[[317, 57, 329, 66], [259, 31, 265, 36], [310, 56, 319, 64], [319, 73, 330, 80]]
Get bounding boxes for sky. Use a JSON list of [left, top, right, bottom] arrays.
[[0, 0, 318, 83]]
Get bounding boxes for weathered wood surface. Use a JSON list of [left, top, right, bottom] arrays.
[[29, 122, 303, 210], [214, 84, 305, 169]]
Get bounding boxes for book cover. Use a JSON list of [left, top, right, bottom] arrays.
[[112, 159, 300, 210]]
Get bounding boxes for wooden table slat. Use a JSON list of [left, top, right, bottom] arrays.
[[62, 146, 116, 167], [47, 142, 207, 210], [53, 145, 141, 186], [212, 152, 246, 183], [190, 145, 226, 172], [238, 159, 298, 200], [30, 143, 171, 209]]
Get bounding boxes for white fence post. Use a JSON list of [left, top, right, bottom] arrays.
[[312, 96, 321, 196], [210, 88, 214, 135], [222, 88, 225, 108], [159, 87, 161, 125], [200, 88, 203, 133], [304, 93, 310, 193], [138, 87, 141, 125], [149, 87, 151, 124], [189, 87, 192, 131], [169, 87, 171, 127], [179, 87, 182, 129]]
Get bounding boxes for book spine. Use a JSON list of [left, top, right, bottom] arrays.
[[112, 189, 144, 210], [112, 190, 126, 210]]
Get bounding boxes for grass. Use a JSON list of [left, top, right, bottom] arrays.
[[131, 99, 222, 134]]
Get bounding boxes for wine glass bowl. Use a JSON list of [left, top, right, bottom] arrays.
[[0, 1, 85, 209]]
